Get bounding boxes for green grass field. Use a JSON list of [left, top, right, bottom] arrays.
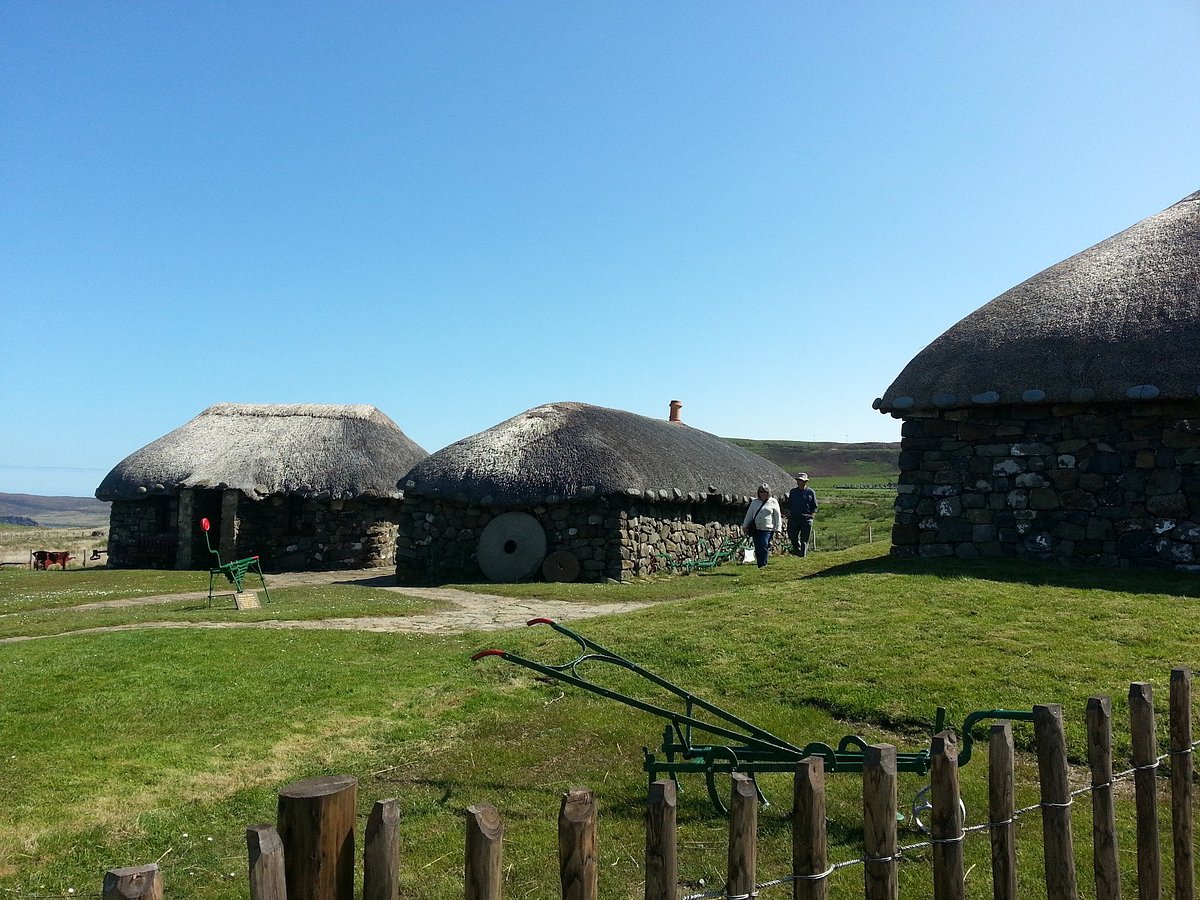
[[2, 546, 1197, 898]]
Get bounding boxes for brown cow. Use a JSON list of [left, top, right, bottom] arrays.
[[33, 551, 73, 570]]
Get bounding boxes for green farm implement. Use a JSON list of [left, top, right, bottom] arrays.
[[473, 618, 1032, 820]]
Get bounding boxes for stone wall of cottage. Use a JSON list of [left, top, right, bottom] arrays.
[[106, 497, 178, 568], [396, 492, 780, 584], [106, 494, 399, 571], [236, 495, 402, 571], [892, 401, 1200, 569]]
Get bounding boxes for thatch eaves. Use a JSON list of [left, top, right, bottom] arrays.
[[877, 190, 1200, 415], [402, 402, 794, 507], [95, 404, 427, 501]]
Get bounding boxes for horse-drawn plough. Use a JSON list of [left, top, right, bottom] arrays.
[[473, 617, 1032, 826]]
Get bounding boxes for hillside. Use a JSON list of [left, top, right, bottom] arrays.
[[726, 438, 899, 483], [0, 493, 110, 528]]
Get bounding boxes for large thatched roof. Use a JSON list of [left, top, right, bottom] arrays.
[[877, 189, 1200, 415], [402, 402, 794, 507], [96, 404, 427, 501]]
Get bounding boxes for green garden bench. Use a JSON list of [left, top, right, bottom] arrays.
[[200, 517, 270, 606]]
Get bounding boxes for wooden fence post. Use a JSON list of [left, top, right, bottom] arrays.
[[1170, 667, 1194, 900], [645, 780, 677, 900], [102, 864, 163, 900], [793, 758, 828, 900], [1034, 704, 1078, 900], [931, 731, 964, 900], [247, 825, 288, 900], [863, 744, 898, 900], [276, 774, 358, 900], [989, 722, 1018, 900], [727, 773, 757, 900], [1130, 682, 1161, 900], [1085, 697, 1120, 900], [465, 802, 504, 900], [364, 798, 401, 900], [559, 787, 598, 900]]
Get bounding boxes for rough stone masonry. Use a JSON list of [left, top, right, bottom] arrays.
[[892, 402, 1200, 570]]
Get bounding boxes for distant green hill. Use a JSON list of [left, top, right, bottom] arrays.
[[726, 439, 899, 484]]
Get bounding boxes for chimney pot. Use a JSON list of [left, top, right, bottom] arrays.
[[668, 400, 683, 424]]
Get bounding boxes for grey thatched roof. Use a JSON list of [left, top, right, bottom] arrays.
[[96, 404, 427, 501], [402, 402, 794, 507], [877, 189, 1200, 415]]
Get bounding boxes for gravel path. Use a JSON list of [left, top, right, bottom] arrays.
[[0, 568, 661, 644]]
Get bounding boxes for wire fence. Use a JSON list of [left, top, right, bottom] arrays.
[[681, 739, 1199, 900]]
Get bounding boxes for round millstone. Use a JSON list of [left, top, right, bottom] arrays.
[[477, 512, 548, 583]]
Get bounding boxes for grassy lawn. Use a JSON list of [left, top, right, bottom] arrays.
[[1, 545, 1197, 898], [0, 565, 462, 640]]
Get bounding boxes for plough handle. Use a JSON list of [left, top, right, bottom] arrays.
[[470, 649, 507, 661], [520, 617, 804, 753], [473, 618, 803, 755]]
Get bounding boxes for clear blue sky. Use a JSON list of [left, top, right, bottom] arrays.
[[2, 2, 1198, 497]]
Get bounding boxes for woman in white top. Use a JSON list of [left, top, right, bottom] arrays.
[[742, 484, 782, 568]]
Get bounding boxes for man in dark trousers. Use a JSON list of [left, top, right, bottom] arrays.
[[786, 472, 818, 556]]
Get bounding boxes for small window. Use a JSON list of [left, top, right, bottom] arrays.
[[288, 496, 309, 533], [153, 497, 172, 533]]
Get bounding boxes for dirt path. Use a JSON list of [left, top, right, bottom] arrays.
[[0, 568, 662, 644]]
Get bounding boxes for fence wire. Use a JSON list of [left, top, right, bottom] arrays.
[[680, 741, 1197, 900]]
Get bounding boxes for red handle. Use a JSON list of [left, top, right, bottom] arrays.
[[526, 617, 556, 626], [471, 649, 506, 661]]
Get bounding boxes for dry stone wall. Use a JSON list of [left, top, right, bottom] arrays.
[[892, 401, 1200, 569], [397, 493, 782, 584], [236, 496, 401, 571], [106, 498, 178, 568]]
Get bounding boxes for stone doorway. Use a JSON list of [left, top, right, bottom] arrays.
[[177, 488, 228, 570]]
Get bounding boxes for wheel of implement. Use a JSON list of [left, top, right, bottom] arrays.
[[542, 550, 581, 583], [477, 512, 548, 583]]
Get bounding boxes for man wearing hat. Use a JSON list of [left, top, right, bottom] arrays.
[[786, 473, 818, 556]]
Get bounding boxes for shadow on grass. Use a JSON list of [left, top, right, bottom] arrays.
[[806, 552, 1200, 598], [333, 572, 397, 588]]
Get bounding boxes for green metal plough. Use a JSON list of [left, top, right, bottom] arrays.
[[472, 618, 1032, 823]]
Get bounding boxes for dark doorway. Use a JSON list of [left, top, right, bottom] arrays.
[[191, 490, 224, 570]]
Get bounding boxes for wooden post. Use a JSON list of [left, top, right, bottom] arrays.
[[247, 825, 288, 900], [1130, 682, 1161, 900], [466, 802, 504, 900], [727, 773, 757, 900], [1033, 704, 1078, 900], [364, 798, 400, 900], [645, 780, 677, 900], [863, 744, 898, 900], [931, 731, 964, 900], [793, 758, 828, 900], [989, 722, 1018, 900], [559, 787, 598, 900], [1169, 668, 1194, 900], [102, 864, 163, 900], [1086, 697, 1120, 900], [276, 774, 358, 900]]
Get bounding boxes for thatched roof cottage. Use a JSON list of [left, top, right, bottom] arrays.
[[876, 189, 1200, 567], [96, 403, 427, 570], [397, 401, 794, 583]]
